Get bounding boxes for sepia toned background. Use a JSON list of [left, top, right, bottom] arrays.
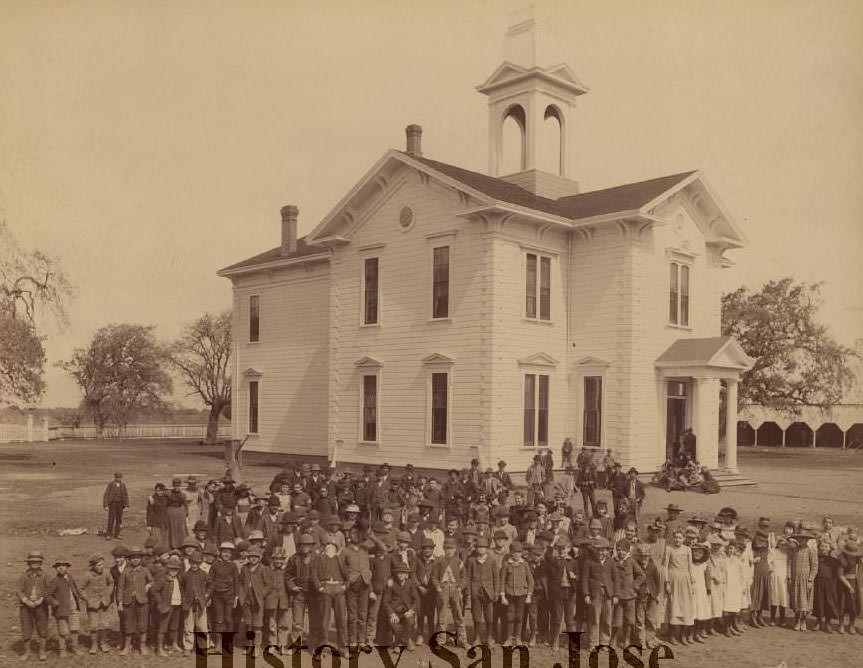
[[1, 0, 861, 407]]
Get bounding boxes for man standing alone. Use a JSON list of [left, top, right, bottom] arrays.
[[103, 472, 129, 540]]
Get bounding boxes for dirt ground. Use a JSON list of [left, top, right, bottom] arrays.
[[0, 439, 861, 667]]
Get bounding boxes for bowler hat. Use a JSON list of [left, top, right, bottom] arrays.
[[219, 541, 236, 551], [664, 503, 683, 512], [188, 550, 203, 564], [110, 546, 129, 558], [127, 547, 144, 557], [297, 534, 316, 545], [392, 561, 411, 574], [53, 559, 71, 567], [166, 555, 183, 569], [181, 536, 199, 549], [396, 531, 412, 543], [247, 546, 263, 557]]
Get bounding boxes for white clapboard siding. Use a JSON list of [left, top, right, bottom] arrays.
[[231, 261, 330, 456], [331, 168, 487, 468]]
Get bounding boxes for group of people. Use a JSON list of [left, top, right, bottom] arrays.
[[15, 452, 863, 661]]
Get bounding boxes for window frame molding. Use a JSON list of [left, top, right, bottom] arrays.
[[666, 249, 694, 329], [430, 244, 451, 321], [423, 354, 454, 448], [248, 294, 261, 343], [523, 250, 554, 323], [518, 354, 557, 449], [355, 356, 383, 446], [360, 255, 382, 328], [574, 357, 609, 449], [243, 369, 263, 437]]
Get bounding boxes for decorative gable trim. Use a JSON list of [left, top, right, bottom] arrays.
[[518, 352, 559, 367], [422, 353, 455, 366], [575, 356, 611, 368], [355, 356, 383, 369], [242, 367, 263, 377]]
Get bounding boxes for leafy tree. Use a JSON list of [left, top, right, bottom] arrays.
[[167, 311, 232, 444], [62, 324, 173, 433], [722, 278, 857, 414], [0, 221, 72, 404]]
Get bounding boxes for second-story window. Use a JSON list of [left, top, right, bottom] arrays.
[[364, 257, 379, 325], [249, 295, 260, 342], [669, 262, 690, 327], [525, 253, 551, 320], [432, 246, 449, 319]]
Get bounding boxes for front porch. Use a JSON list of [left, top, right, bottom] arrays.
[[656, 336, 755, 474]]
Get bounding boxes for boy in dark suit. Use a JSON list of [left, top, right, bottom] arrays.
[[384, 562, 420, 650], [151, 555, 183, 656], [117, 547, 153, 655], [466, 536, 498, 646], [582, 537, 616, 648], [103, 472, 129, 540]]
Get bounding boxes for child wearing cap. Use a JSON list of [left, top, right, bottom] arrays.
[[46, 559, 83, 657], [611, 539, 643, 648], [151, 555, 184, 656], [209, 542, 240, 653], [414, 538, 438, 645], [80, 554, 114, 654], [634, 544, 662, 649], [117, 547, 154, 655], [285, 534, 319, 647], [431, 538, 467, 647], [238, 545, 277, 656], [466, 537, 499, 646], [583, 537, 615, 648], [384, 562, 420, 650], [182, 551, 209, 656], [18, 552, 50, 660], [500, 541, 534, 646], [267, 548, 292, 652]]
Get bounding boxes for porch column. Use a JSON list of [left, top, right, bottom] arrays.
[[693, 378, 720, 469], [726, 379, 739, 472]]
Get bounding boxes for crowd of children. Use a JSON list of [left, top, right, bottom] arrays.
[[15, 452, 863, 660]]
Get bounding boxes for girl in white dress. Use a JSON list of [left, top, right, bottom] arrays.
[[690, 542, 712, 643], [723, 540, 744, 635], [768, 537, 790, 626], [706, 535, 727, 635], [662, 529, 695, 645]]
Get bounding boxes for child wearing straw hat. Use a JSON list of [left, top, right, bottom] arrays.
[[79, 553, 114, 654], [46, 558, 83, 657], [17, 551, 50, 661], [788, 528, 818, 631], [689, 542, 711, 643]]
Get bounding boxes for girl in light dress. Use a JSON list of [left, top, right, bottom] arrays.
[[662, 529, 695, 645], [768, 537, 790, 626], [749, 532, 771, 627], [789, 530, 819, 631], [706, 535, 727, 635], [689, 542, 712, 643], [723, 540, 746, 635], [739, 532, 755, 628]]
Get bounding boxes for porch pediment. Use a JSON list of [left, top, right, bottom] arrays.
[[656, 336, 754, 378], [242, 367, 263, 377], [354, 356, 383, 369]]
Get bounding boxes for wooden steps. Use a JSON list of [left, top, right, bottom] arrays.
[[711, 468, 757, 487]]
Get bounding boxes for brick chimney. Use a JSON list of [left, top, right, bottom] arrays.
[[280, 205, 298, 256], [406, 124, 422, 157]]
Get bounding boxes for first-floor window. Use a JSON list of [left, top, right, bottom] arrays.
[[523, 373, 549, 446], [430, 372, 449, 444], [248, 381, 259, 434], [362, 375, 377, 442], [583, 376, 602, 446]]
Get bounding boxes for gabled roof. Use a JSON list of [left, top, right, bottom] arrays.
[[656, 336, 754, 370], [219, 149, 739, 276], [555, 171, 697, 220], [218, 238, 327, 275]]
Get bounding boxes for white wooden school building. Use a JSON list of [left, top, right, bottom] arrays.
[[218, 16, 752, 473]]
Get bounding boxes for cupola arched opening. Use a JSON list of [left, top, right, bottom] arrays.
[[539, 104, 565, 176], [500, 104, 526, 175]]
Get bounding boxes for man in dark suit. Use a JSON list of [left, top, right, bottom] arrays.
[[466, 537, 499, 646], [582, 537, 616, 648], [616, 468, 646, 523], [384, 562, 420, 649], [103, 472, 129, 540]]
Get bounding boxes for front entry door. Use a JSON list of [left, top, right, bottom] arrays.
[[666, 381, 688, 460]]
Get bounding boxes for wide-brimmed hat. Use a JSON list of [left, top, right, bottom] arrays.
[[127, 547, 144, 557], [88, 553, 105, 566], [664, 503, 683, 512], [718, 507, 738, 520], [219, 541, 236, 551], [842, 540, 863, 558], [687, 516, 708, 525], [166, 555, 183, 569], [297, 534, 316, 545], [53, 558, 71, 567]]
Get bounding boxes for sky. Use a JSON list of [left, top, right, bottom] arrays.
[[1, 0, 861, 408]]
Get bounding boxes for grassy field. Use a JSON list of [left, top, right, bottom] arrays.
[[0, 439, 861, 667]]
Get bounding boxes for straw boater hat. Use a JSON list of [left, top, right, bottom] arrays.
[[842, 540, 862, 558], [691, 542, 710, 564]]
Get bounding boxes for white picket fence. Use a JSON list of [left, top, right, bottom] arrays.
[[0, 420, 231, 443]]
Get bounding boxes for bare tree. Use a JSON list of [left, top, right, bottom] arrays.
[[0, 221, 72, 404], [167, 311, 232, 444]]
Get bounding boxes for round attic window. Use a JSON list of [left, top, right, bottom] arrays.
[[398, 206, 414, 231]]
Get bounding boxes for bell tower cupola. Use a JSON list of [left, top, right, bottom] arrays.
[[477, 7, 588, 198]]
